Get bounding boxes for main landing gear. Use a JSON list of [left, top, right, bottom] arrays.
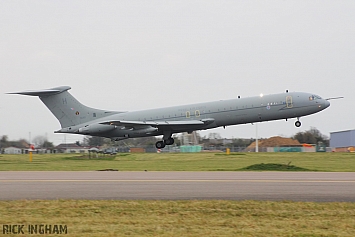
[[155, 137, 174, 149], [155, 131, 175, 149]]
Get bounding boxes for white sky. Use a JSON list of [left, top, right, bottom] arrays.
[[1, 1, 354, 145]]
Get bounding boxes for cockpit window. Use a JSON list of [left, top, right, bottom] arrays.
[[309, 95, 322, 101]]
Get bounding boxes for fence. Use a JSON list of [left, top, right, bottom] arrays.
[[113, 145, 327, 153]]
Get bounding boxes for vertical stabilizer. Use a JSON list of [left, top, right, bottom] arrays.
[[8, 86, 119, 128]]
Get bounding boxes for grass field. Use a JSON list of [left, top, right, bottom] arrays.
[[1, 200, 354, 237], [0, 152, 355, 171]]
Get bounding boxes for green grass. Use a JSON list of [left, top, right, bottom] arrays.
[[0, 200, 354, 237], [1, 154, 354, 236], [0, 152, 355, 171]]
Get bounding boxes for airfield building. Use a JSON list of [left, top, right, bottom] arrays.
[[330, 129, 355, 152], [4, 146, 22, 154]]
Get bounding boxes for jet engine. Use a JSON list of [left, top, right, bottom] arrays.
[[131, 127, 158, 135], [78, 123, 116, 134]]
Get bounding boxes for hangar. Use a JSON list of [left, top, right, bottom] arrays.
[[330, 129, 355, 152]]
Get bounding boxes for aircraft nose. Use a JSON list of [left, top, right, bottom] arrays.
[[324, 99, 330, 108]]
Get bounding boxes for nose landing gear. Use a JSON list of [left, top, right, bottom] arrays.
[[295, 118, 301, 127]]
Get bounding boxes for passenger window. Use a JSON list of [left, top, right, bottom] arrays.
[[195, 110, 200, 117]]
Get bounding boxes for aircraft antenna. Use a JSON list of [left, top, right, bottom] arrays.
[[326, 97, 344, 100]]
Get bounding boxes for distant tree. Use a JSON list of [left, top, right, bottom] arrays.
[[173, 134, 181, 146], [0, 136, 54, 149], [202, 133, 224, 146], [0, 135, 9, 147], [113, 137, 158, 147], [82, 136, 89, 146], [84, 136, 105, 146], [292, 127, 329, 146], [134, 137, 158, 146], [32, 135, 54, 148], [42, 140, 54, 148], [6, 139, 28, 148], [18, 139, 30, 147], [1, 135, 8, 143], [208, 133, 222, 140], [32, 136, 46, 148], [230, 138, 254, 147]]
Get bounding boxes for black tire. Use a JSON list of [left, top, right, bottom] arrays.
[[164, 137, 174, 145], [155, 141, 165, 149], [295, 121, 301, 127]]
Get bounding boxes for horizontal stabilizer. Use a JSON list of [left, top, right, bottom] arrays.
[[7, 86, 71, 97]]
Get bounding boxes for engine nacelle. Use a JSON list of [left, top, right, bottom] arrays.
[[78, 123, 116, 134], [132, 127, 158, 135]]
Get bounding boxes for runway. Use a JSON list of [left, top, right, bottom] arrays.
[[0, 171, 355, 202]]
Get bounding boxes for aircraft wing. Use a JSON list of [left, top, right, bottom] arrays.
[[100, 118, 214, 130]]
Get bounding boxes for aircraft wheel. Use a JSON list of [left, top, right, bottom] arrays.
[[156, 141, 166, 149], [295, 121, 301, 127], [164, 137, 174, 145]]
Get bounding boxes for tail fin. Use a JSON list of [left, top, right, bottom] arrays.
[[8, 86, 119, 128]]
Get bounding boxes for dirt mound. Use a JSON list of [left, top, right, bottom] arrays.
[[240, 163, 310, 171], [248, 136, 301, 148]]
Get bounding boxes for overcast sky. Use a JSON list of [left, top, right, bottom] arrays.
[[1, 1, 354, 145]]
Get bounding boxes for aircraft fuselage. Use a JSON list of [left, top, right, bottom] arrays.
[[60, 91, 330, 139], [9, 86, 330, 149]]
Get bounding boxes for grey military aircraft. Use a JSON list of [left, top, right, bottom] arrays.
[[9, 86, 330, 149]]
